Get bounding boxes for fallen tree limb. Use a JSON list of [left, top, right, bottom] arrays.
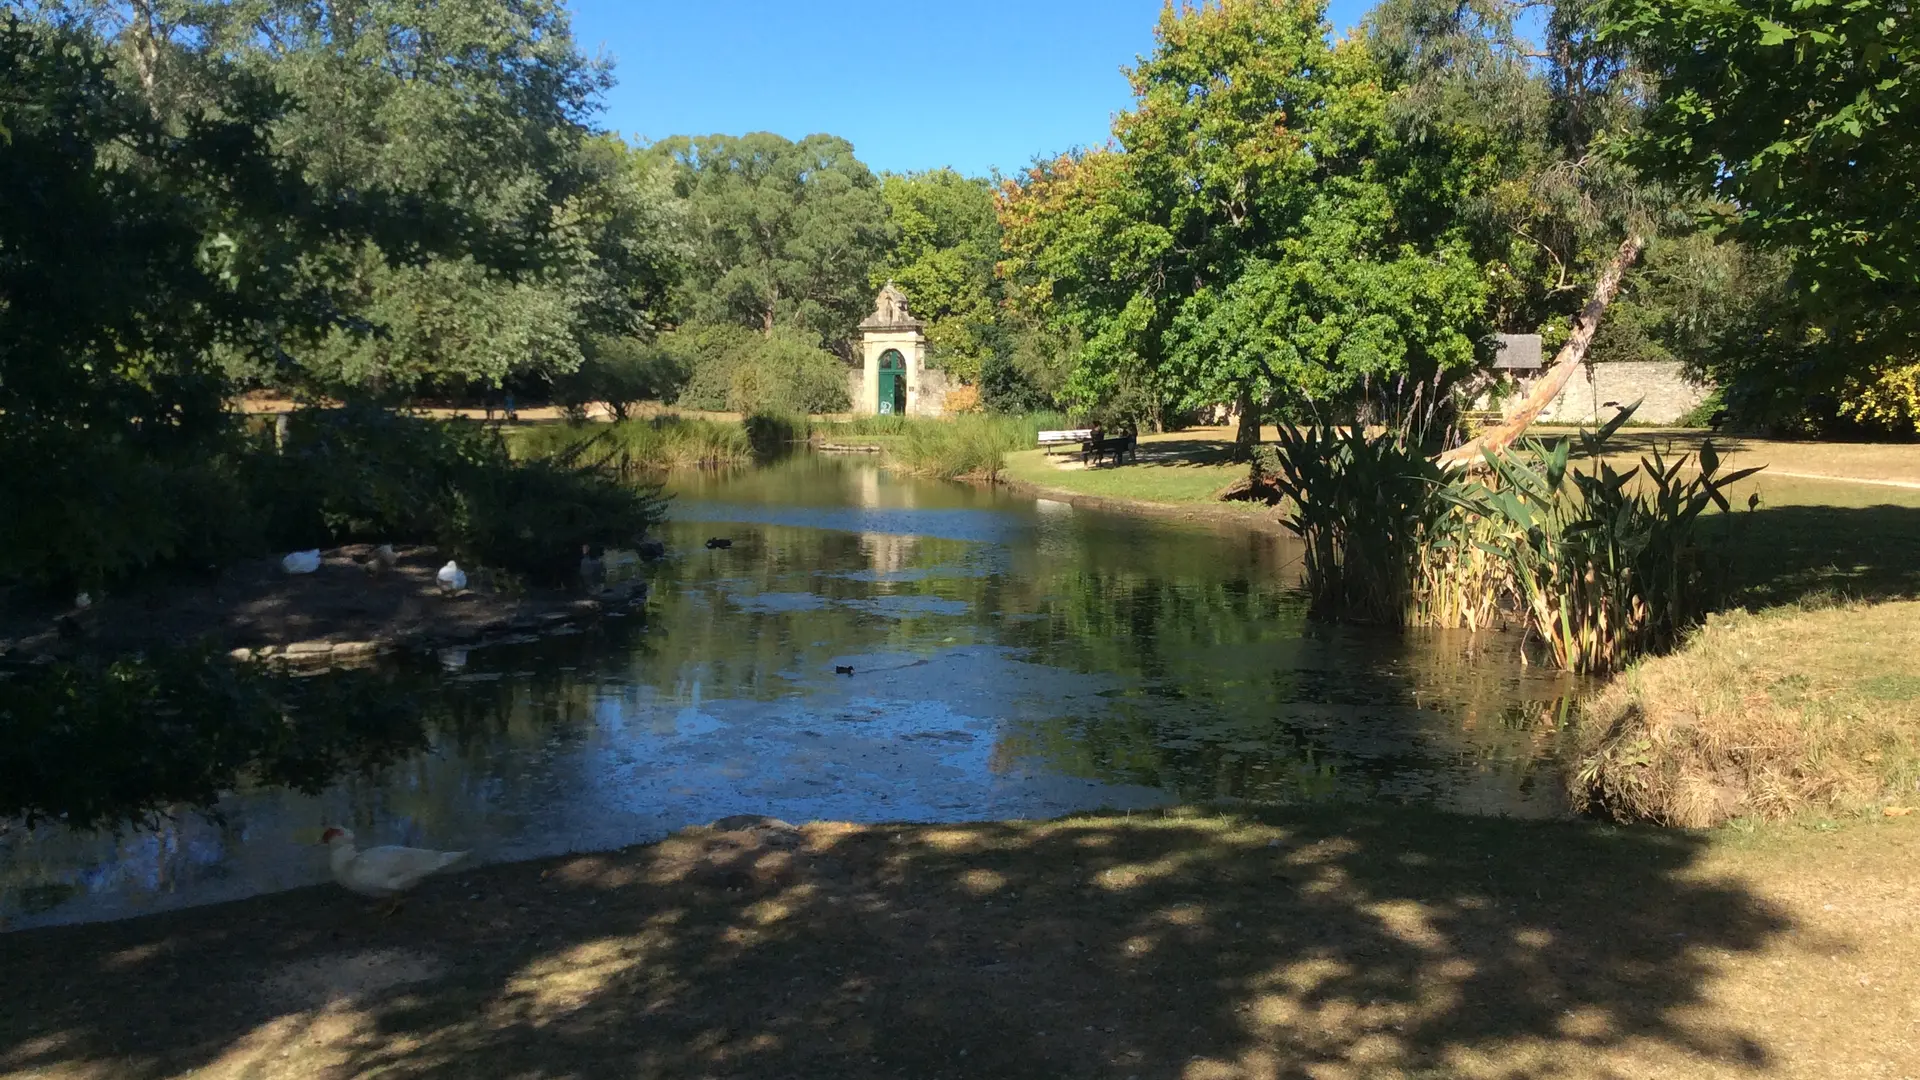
[[1437, 233, 1646, 468]]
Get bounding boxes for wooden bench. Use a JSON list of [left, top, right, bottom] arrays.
[[1038, 428, 1094, 455], [1082, 433, 1137, 467]]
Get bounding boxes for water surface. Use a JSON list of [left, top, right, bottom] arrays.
[[1, 456, 1577, 930]]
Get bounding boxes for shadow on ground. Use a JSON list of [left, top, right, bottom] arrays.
[[1729, 502, 1920, 608], [1, 806, 1799, 1079]]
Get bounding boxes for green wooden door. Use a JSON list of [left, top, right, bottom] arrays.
[[878, 350, 907, 415]]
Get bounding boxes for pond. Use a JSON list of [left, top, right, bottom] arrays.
[[0, 456, 1578, 930]]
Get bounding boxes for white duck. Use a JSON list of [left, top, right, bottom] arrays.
[[282, 549, 323, 575], [321, 827, 468, 910], [435, 560, 467, 594]]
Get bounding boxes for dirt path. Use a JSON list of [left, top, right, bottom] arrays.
[[2, 807, 1912, 1080]]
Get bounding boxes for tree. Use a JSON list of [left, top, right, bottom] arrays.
[[1609, 0, 1917, 320], [1606, 0, 1920, 429], [1000, 0, 1491, 447], [0, 14, 378, 586], [656, 132, 893, 355], [55, 0, 681, 395], [875, 169, 1002, 384]]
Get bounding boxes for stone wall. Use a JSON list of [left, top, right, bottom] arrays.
[[1518, 361, 1712, 425], [911, 368, 950, 418]]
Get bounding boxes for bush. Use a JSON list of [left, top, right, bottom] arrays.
[[0, 648, 430, 830], [742, 412, 805, 458], [673, 324, 851, 414], [552, 334, 690, 421], [259, 404, 665, 585], [0, 416, 280, 596]]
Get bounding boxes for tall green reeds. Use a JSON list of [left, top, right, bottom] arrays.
[[512, 415, 757, 473], [1440, 410, 1760, 673], [813, 412, 1073, 481], [1271, 405, 1761, 673], [1267, 424, 1448, 624]]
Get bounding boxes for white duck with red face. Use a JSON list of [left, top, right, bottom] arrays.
[[320, 827, 468, 899]]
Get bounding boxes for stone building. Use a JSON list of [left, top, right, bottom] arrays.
[[849, 284, 950, 418], [1491, 334, 1712, 425]]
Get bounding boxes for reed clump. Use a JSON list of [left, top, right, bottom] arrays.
[[1267, 424, 1446, 624], [1570, 600, 1920, 826], [1270, 405, 1760, 674], [513, 415, 757, 473]]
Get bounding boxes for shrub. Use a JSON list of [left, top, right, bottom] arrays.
[[0, 426, 262, 595], [672, 324, 851, 414], [259, 404, 665, 585], [552, 334, 690, 421]]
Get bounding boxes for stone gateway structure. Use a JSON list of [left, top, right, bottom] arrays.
[[850, 284, 949, 418]]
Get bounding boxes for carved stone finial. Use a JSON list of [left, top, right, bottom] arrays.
[[862, 282, 919, 329]]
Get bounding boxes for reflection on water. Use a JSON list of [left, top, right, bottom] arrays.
[[1, 455, 1578, 930]]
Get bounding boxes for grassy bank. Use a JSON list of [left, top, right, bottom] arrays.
[[4, 805, 1915, 1078], [813, 413, 1070, 481], [1573, 600, 1920, 827], [511, 415, 759, 471]]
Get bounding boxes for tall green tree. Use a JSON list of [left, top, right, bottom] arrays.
[[1001, 0, 1490, 445], [54, 0, 681, 394], [875, 169, 1002, 384], [656, 132, 893, 355], [1605, 0, 1920, 430], [0, 15, 386, 586]]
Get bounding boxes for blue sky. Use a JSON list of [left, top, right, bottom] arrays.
[[569, 0, 1379, 178]]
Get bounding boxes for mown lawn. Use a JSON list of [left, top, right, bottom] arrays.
[[3, 806, 1915, 1079]]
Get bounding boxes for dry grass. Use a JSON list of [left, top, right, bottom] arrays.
[[3, 806, 1916, 1079], [1573, 601, 1920, 827]]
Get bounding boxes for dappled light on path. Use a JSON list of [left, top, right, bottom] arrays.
[[10, 807, 1906, 1079]]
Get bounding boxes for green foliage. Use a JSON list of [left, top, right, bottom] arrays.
[[656, 132, 892, 351], [514, 415, 753, 472], [673, 325, 851, 415], [1439, 407, 1762, 673], [0, 649, 429, 830], [1605, 0, 1919, 429], [0, 15, 362, 591], [1267, 404, 1760, 671], [57, 0, 682, 396], [1268, 425, 1450, 623], [1608, 0, 1918, 325], [554, 334, 690, 421], [258, 405, 666, 584], [876, 169, 1002, 383], [999, 1, 1494, 432]]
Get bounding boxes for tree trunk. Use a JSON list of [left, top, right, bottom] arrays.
[[1234, 382, 1263, 460], [1437, 234, 1646, 468]]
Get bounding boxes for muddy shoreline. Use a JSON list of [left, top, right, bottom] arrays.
[[0, 544, 646, 669]]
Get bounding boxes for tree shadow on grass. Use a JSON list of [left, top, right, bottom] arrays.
[[1, 806, 1802, 1079], [1132, 439, 1241, 468], [1724, 502, 1920, 608]]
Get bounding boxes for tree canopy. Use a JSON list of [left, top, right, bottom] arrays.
[[1000, 0, 1495, 439], [655, 132, 894, 355]]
